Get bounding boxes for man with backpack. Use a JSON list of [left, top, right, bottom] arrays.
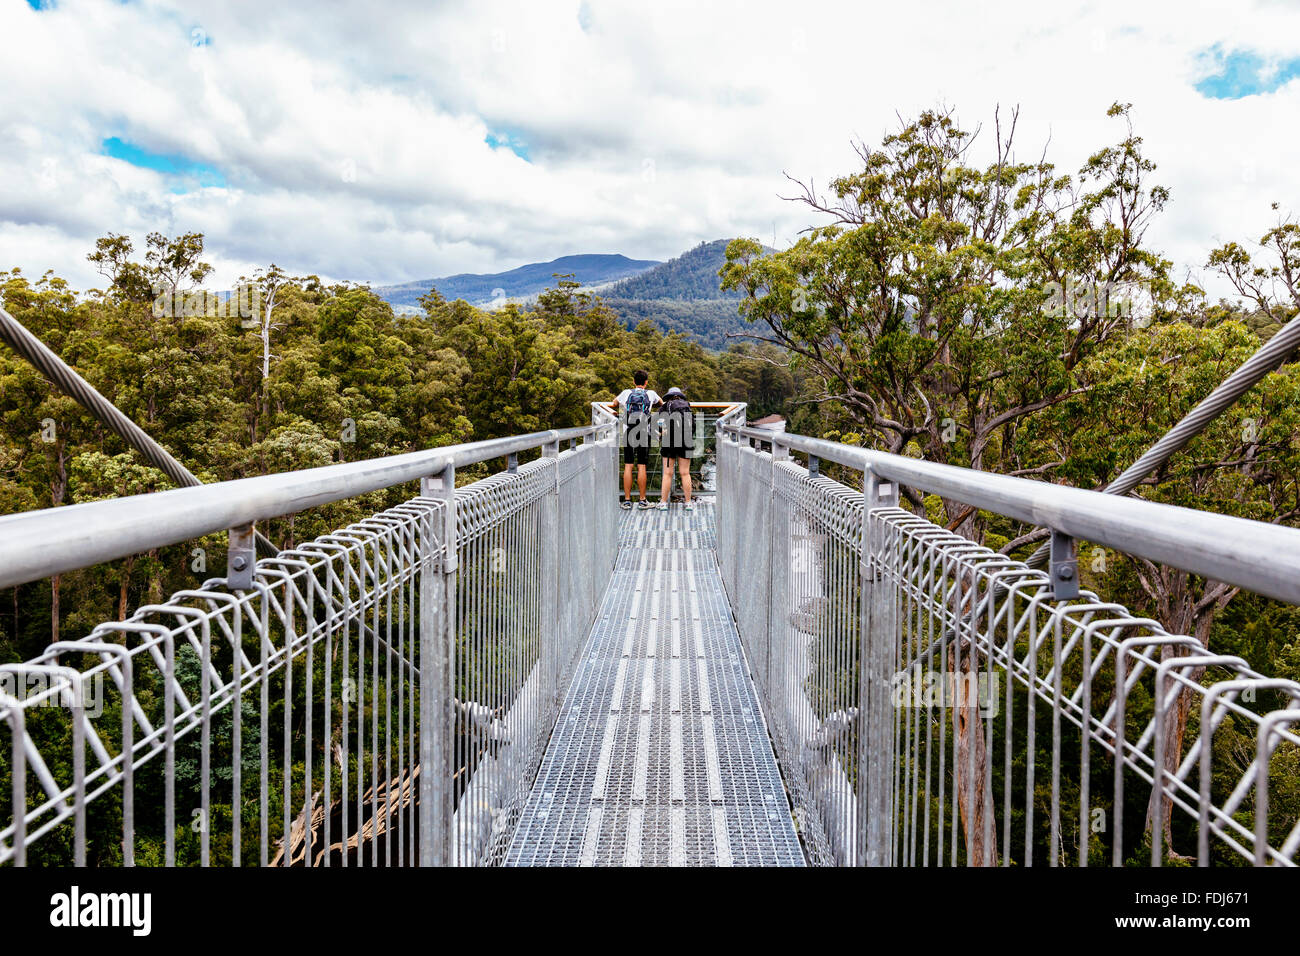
[[657, 386, 695, 513], [614, 369, 661, 509]]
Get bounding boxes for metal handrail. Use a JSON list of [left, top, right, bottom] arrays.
[[0, 424, 613, 591], [718, 422, 1300, 607]]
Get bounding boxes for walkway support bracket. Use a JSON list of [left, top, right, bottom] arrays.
[[226, 523, 256, 591], [1049, 529, 1079, 601]]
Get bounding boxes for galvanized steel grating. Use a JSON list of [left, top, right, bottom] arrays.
[[504, 501, 805, 866]]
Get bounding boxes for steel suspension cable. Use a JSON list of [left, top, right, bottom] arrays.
[[0, 305, 279, 555], [1020, 312, 1300, 568]]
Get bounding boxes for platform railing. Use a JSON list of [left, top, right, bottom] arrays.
[[0, 424, 619, 866], [716, 421, 1300, 867], [596, 399, 736, 496]]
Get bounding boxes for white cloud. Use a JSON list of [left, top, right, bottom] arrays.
[[0, 0, 1297, 300]]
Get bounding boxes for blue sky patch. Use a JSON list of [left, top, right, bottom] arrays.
[[101, 136, 227, 190], [1195, 45, 1300, 99], [485, 129, 531, 161]]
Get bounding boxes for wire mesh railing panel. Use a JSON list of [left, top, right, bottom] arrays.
[[0, 435, 619, 867], [450, 459, 549, 866], [875, 506, 1300, 867], [717, 438, 862, 865], [1, 498, 434, 867], [717, 429, 1300, 867]]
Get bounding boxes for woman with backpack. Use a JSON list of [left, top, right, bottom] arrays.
[[657, 386, 695, 513]]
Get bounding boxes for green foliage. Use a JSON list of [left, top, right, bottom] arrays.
[[597, 240, 758, 348], [601, 297, 747, 349]]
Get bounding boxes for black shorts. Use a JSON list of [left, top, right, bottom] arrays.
[[623, 442, 650, 466], [661, 446, 691, 462]]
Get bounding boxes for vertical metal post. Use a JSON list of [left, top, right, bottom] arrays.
[[766, 440, 789, 698], [419, 465, 456, 866], [542, 441, 561, 708], [857, 467, 898, 866]]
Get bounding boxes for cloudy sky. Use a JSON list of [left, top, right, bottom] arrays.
[[1, 0, 1298, 296]]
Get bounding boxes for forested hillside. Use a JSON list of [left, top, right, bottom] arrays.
[[599, 298, 746, 349], [605, 240, 740, 299], [371, 240, 756, 349], [601, 240, 750, 348]]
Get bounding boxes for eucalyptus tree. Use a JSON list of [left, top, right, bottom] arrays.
[[721, 104, 1175, 521]]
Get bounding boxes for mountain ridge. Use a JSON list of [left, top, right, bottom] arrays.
[[373, 252, 660, 307]]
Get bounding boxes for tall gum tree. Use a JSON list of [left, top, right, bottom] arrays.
[[721, 104, 1175, 524]]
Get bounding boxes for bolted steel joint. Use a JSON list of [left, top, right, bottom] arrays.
[[1049, 529, 1080, 601], [226, 523, 256, 591]]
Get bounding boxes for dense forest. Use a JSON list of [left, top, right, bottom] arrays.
[[605, 240, 741, 300], [2, 101, 1299, 865], [599, 297, 747, 349], [0, 246, 802, 661]]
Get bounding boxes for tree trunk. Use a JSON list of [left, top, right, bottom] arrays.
[[262, 317, 271, 425], [118, 555, 135, 621], [952, 636, 998, 865], [1143, 608, 1213, 858], [50, 573, 60, 644]]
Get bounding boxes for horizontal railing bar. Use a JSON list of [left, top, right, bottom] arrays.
[[719, 422, 1300, 607], [0, 425, 609, 590]]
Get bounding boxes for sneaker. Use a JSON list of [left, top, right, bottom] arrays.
[[620, 500, 633, 510], [683, 504, 694, 514], [637, 499, 653, 510], [657, 501, 668, 511]]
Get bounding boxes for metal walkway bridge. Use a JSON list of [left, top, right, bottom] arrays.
[[505, 503, 803, 866], [2, 401, 1300, 867]]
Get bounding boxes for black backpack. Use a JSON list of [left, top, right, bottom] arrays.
[[660, 395, 692, 446]]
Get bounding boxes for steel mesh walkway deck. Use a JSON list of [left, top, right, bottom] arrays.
[[504, 500, 805, 866]]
